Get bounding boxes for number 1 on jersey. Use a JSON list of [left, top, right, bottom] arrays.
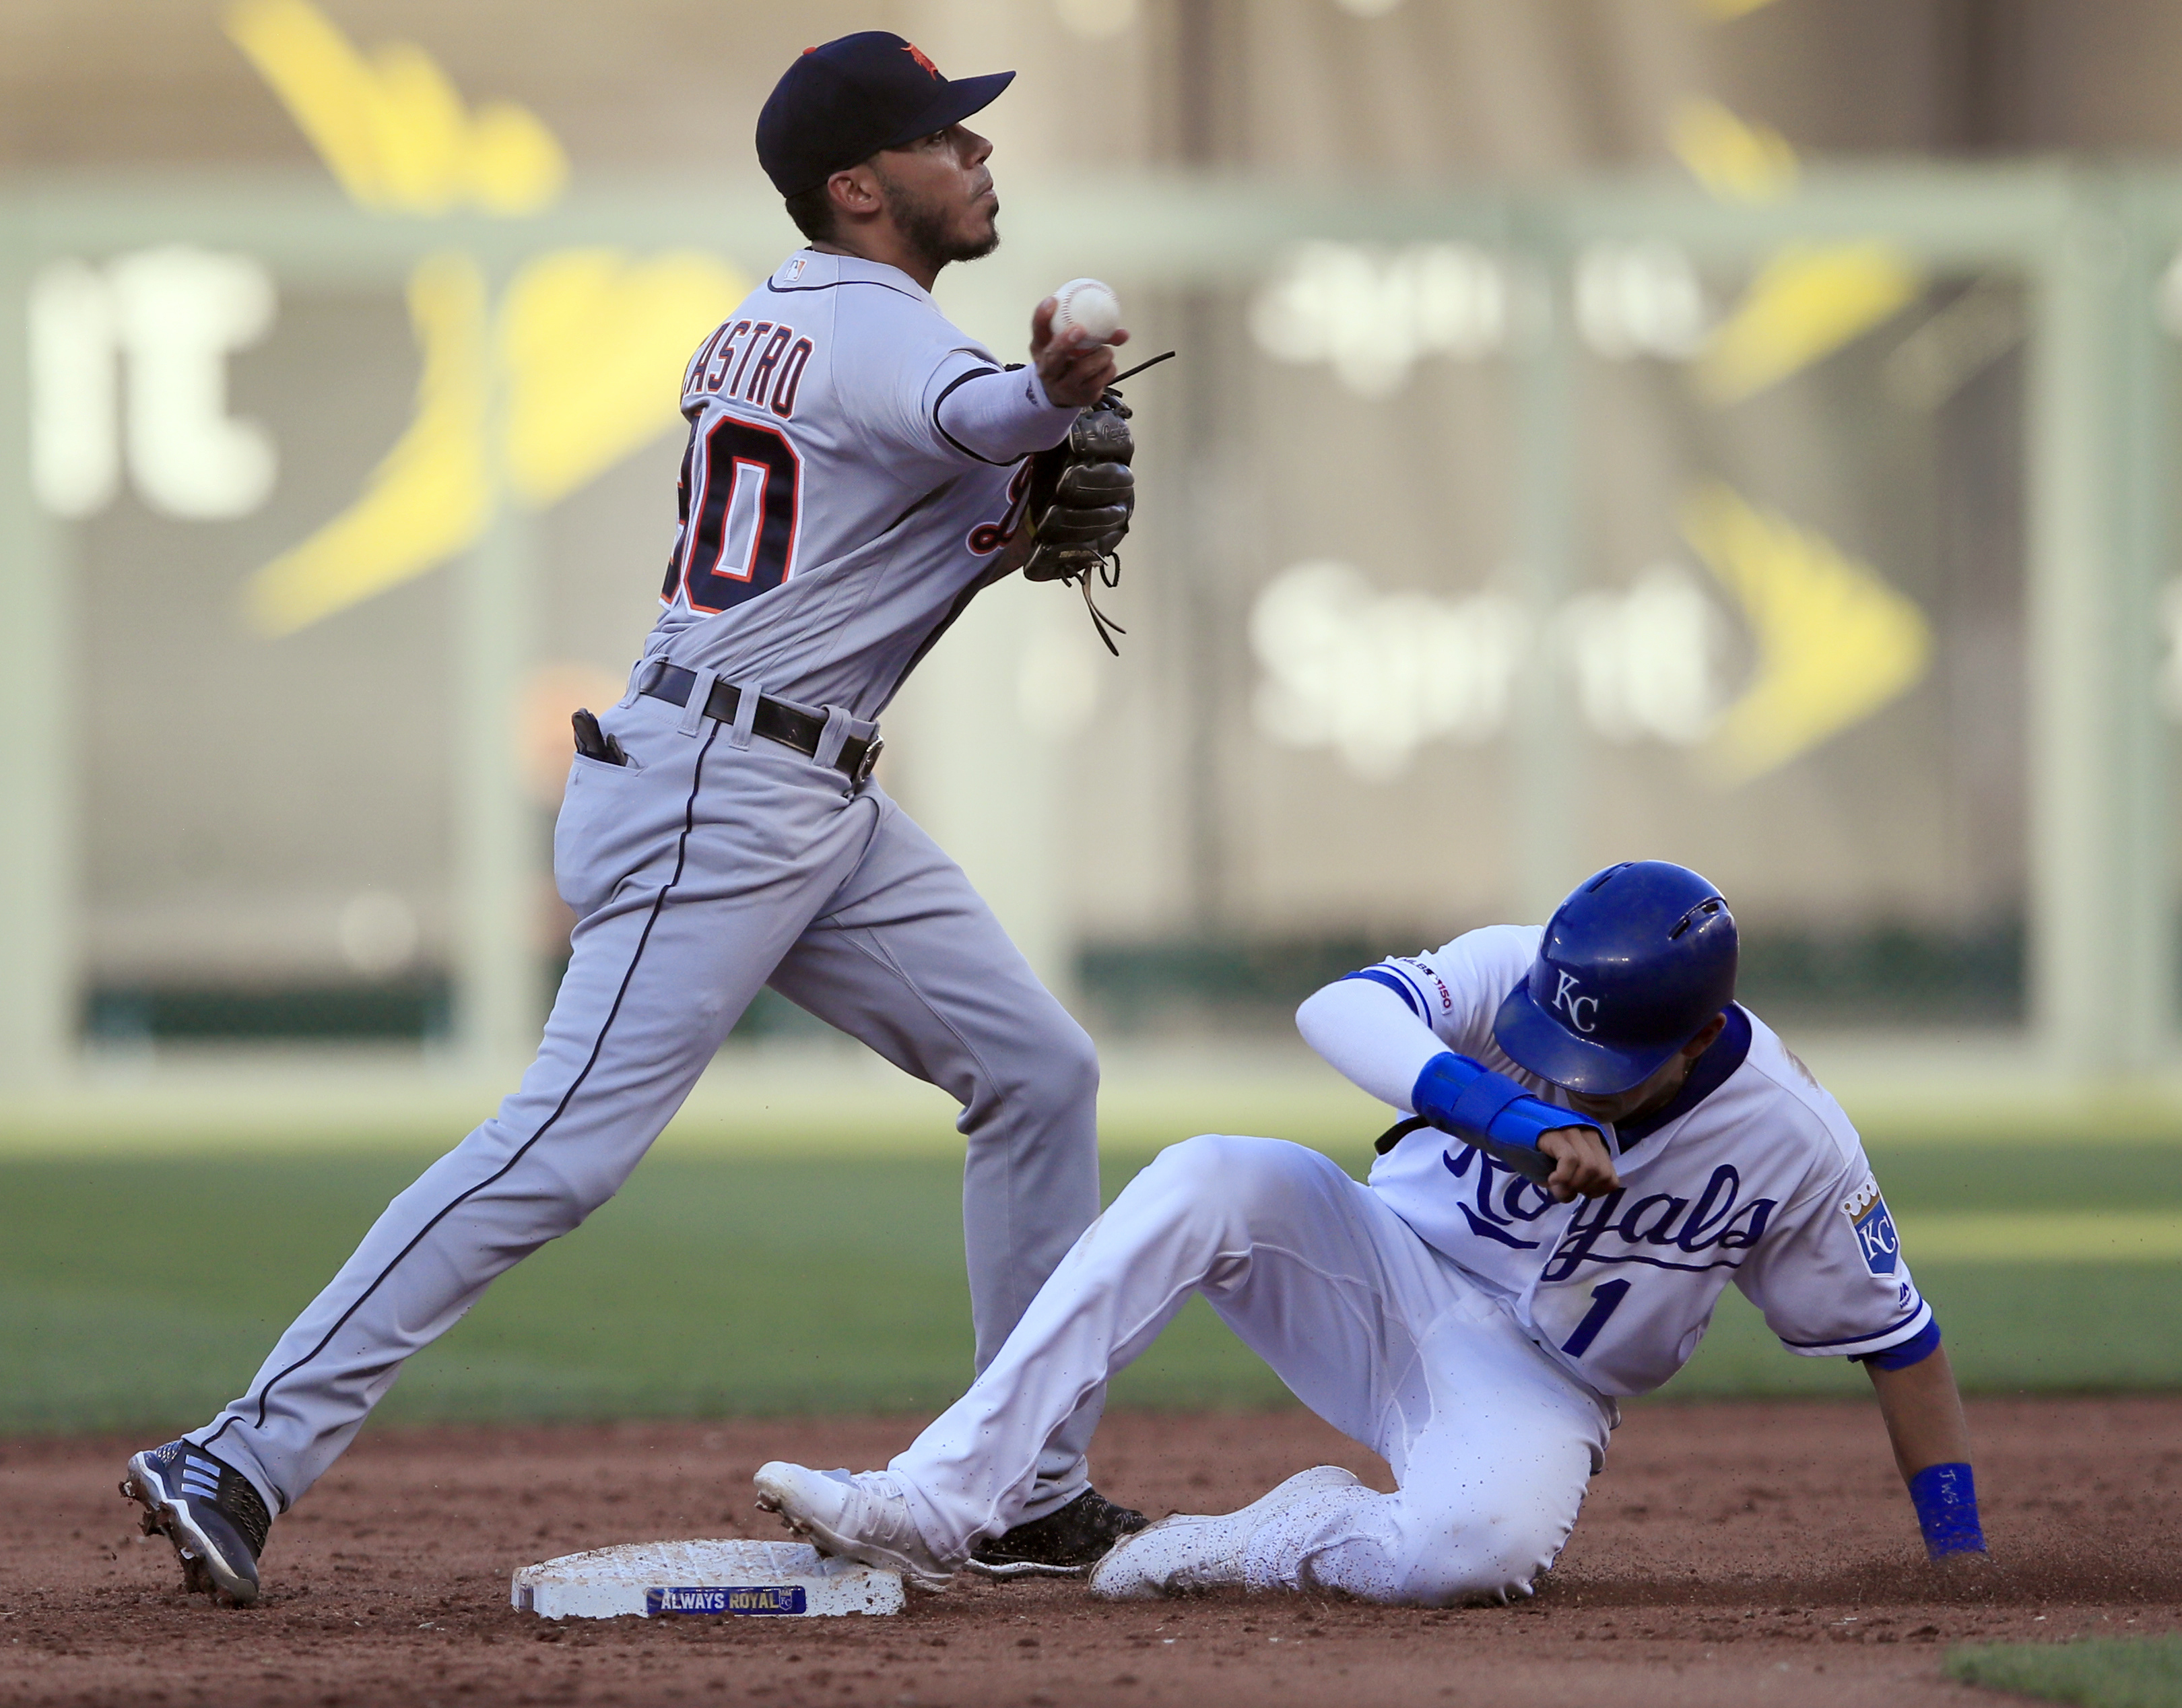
[[1560, 1278, 1632, 1358]]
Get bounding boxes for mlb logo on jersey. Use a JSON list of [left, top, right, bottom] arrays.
[[781, 257, 807, 284], [1841, 1176, 1900, 1276]]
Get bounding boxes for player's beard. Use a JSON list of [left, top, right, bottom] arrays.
[[874, 166, 1000, 272]]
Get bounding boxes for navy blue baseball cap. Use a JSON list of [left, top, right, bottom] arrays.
[[757, 32, 1014, 197], [1492, 861, 1739, 1095]]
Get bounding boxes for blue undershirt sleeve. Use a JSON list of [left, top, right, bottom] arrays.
[[1851, 1317, 1942, 1371]]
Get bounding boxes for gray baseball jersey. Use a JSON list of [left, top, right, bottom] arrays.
[[187, 252, 1104, 1530], [649, 249, 1070, 717]]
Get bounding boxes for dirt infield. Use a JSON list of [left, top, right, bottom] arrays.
[[5, 1397, 2179, 1708]]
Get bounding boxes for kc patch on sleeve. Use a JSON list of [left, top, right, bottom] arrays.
[[1841, 1176, 1900, 1276]]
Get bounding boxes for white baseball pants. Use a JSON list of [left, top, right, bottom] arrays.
[[891, 1134, 1616, 1605], [191, 692, 1103, 1517]]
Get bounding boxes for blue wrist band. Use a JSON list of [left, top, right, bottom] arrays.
[[1410, 1053, 1600, 1183], [1907, 1461, 1984, 1558]]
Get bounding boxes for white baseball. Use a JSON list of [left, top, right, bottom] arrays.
[[1050, 277, 1122, 345]]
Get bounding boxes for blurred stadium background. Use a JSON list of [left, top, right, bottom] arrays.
[[3, 0, 2181, 1434]]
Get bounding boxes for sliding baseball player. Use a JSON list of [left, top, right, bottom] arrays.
[[757, 861, 1987, 1602]]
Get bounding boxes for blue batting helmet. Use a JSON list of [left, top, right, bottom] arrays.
[[1492, 861, 1738, 1095]]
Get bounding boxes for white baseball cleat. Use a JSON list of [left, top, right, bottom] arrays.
[[1087, 1464, 1364, 1600], [754, 1461, 958, 1588]]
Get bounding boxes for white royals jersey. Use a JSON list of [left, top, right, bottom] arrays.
[[644, 251, 1050, 719], [1361, 925, 1928, 1398]]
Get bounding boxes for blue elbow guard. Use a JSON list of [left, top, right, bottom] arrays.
[[1411, 1052, 1597, 1183], [1908, 1461, 1985, 1559]]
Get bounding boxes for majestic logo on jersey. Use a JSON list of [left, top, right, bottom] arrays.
[[1550, 969, 1600, 1034], [1841, 1176, 1899, 1276], [902, 42, 941, 77]]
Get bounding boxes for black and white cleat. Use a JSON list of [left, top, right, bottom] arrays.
[[122, 1440, 271, 1606], [966, 1486, 1149, 1579]]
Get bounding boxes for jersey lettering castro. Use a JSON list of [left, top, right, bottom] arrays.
[[1364, 925, 1927, 1398], [647, 251, 1040, 719]]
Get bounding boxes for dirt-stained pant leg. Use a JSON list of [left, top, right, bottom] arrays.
[[889, 1134, 1610, 1599], [766, 791, 1104, 1519], [1238, 1288, 1609, 1605], [189, 721, 886, 1513]]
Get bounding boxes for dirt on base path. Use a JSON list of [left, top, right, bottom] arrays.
[[4, 1397, 2179, 1708]]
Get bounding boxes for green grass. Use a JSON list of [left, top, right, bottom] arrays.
[[1857, 1142, 2182, 1213], [1663, 1139, 2182, 1399], [1948, 1637, 2182, 1707], [0, 1148, 1290, 1437], [3, 1136, 2177, 1437]]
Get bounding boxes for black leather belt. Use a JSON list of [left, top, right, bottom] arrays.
[[641, 667, 882, 786]]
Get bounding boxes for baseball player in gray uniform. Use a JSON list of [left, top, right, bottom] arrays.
[[756, 863, 1989, 1603], [124, 31, 1149, 1604]]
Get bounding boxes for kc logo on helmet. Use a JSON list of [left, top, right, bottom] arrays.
[[1552, 969, 1600, 1034]]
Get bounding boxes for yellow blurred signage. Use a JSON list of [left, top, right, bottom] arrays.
[[223, 0, 746, 634]]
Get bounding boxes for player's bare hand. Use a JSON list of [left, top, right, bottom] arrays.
[[1538, 1127, 1620, 1203], [1030, 297, 1129, 408]]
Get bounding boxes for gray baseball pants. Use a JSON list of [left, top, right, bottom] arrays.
[[192, 690, 1104, 1517]]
